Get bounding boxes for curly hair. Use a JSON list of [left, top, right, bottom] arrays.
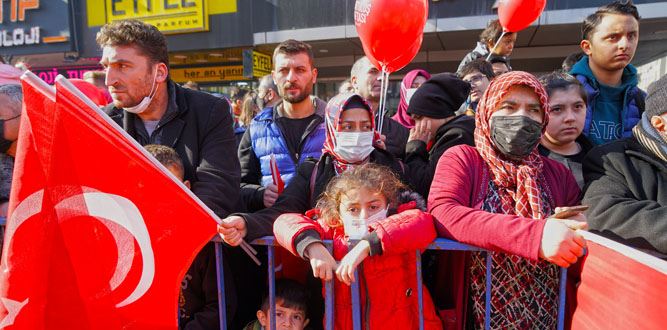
[[96, 19, 169, 67], [316, 163, 406, 228]]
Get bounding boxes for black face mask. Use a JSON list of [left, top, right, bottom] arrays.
[[490, 115, 543, 158], [0, 120, 13, 154]]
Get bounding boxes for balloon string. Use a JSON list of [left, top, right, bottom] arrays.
[[376, 70, 390, 135], [486, 31, 507, 61]]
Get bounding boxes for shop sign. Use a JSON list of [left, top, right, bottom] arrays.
[[243, 50, 272, 79], [103, 0, 208, 34], [32, 66, 102, 85], [0, 0, 72, 54], [170, 65, 245, 83]]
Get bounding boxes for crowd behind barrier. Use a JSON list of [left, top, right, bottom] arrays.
[[212, 236, 568, 330]]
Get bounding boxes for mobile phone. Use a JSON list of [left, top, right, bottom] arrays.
[[552, 205, 589, 219]]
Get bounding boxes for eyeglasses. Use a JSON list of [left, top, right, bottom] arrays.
[[463, 74, 486, 86]]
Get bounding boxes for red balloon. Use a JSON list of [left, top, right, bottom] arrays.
[[354, 0, 428, 73], [497, 0, 547, 33]]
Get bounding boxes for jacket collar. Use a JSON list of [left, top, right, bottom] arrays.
[[108, 80, 186, 147], [626, 137, 667, 173]]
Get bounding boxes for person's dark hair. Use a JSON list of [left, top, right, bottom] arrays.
[[230, 88, 249, 102], [538, 71, 587, 105], [561, 51, 585, 73], [458, 58, 495, 80], [488, 54, 509, 67], [273, 39, 315, 67], [479, 19, 515, 45], [260, 279, 309, 313], [96, 19, 169, 67], [144, 144, 184, 177], [582, 1, 640, 40]]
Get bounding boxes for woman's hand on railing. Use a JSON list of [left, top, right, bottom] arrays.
[[539, 219, 587, 268], [305, 242, 338, 282], [336, 240, 370, 285], [217, 216, 247, 246]]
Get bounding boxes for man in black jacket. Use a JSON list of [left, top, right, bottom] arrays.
[[350, 56, 410, 159], [97, 20, 240, 329], [583, 74, 667, 259], [404, 73, 475, 200]]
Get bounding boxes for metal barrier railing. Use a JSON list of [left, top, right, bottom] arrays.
[[214, 236, 568, 330], [0, 220, 566, 329]]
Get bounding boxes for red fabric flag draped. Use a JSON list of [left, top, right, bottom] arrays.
[[571, 232, 667, 329], [0, 73, 219, 329]]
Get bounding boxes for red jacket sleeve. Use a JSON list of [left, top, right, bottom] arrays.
[[273, 213, 325, 257], [427, 146, 546, 261], [370, 209, 436, 255]]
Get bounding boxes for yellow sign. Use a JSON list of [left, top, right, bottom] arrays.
[[170, 65, 245, 83], [87, 0, 236, 30], [252, 51, 272, 78], [99, 0, 208, 34]]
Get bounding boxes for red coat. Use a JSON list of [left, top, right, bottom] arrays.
[[274, 205, 443, 330], [427, 145, 581, 329]]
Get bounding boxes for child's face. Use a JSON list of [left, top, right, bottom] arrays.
[[543, 86, 586, 146], [339, 187, 388, 220], [582, 13, 639, 73], [167, 165, 191, 190], [489, 33, 516, 57], [257, 301, 309, 330]]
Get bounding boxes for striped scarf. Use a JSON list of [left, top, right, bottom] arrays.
[[474, 71, 551, 219], [633, 112, 667, 163]]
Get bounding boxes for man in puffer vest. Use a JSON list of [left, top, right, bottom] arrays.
[[239, 39, 326, 212]]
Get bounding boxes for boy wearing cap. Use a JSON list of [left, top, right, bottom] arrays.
[[583, 74, 667, 259], [404, 73, 476, 199]]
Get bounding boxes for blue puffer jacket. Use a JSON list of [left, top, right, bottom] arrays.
[[250, 98, 326, 187], [570, 56, 645, 146]]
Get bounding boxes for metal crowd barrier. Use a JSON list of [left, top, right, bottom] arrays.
[[0, 220, 566, 329], [214, 236, 568, 330]]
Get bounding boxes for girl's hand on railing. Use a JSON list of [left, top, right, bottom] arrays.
[[305, 242, 338, 281], [539, 219, 587, 268], [336, 240, 370, 285]]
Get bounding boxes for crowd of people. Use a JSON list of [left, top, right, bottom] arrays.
[[1, 1, 665, 329]]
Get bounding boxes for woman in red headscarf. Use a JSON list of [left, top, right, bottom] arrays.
[[427, 71, 587, 329], [392, 69, 431, 129]]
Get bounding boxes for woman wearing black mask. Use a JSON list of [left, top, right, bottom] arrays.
[[428, 71, 587, 329]]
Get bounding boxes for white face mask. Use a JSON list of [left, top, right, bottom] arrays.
[[333, 131, 374, 163], [405, 88, 418, 105], [342, 207, 388, 240], [124, 68, 159, 114]]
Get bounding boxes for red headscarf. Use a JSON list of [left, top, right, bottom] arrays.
[[474, 71, 550, 219], [392, 69, 431, 129], [322, 93, 378, 173]]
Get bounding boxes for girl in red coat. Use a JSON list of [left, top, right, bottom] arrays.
[[274, 163, 442, 330]]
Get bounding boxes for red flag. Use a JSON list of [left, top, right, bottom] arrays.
[[269, 154, 284, 194], [571, 231, 667, 329], [0, 73, 219, 329]]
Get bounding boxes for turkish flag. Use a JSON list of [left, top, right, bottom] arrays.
[[0, 73, 219, 329], [571, 232, 667, 329]]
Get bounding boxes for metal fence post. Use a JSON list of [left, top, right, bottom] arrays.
[[416, 249, 424, 330], [350, 268, 362, 330], [558, 267, 568, 330], [485, 252, 492, 330], [214, 242, 227, 330], [268, 243, 276, 330], [325, 242, 335, 330]]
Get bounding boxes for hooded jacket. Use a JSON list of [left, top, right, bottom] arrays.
[[273, 192, 442, 330], [570, 56, 645, 146]]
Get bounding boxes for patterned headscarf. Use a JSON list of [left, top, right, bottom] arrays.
[[322, 93, 378, 174], [392, 69, 431, 128], [474, 71, 550, 219]]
